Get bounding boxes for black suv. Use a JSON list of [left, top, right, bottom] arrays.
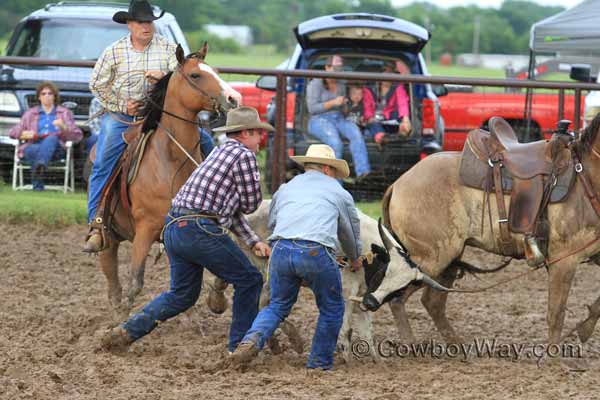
[[0, 1, 189, 183]]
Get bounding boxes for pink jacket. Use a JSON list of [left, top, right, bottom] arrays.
[[9, 105, 83, 158], [363, 85, 410, 121]]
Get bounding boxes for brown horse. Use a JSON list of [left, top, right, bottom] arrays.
[[92, 43, 238, 314], [362, 116, 600, 351]]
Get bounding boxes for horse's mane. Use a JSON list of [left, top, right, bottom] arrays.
[[580, 112, 600, 152], [141, 71, 173, 133]]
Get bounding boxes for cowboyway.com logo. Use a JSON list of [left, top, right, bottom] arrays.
[[351, 338, 583, 362]]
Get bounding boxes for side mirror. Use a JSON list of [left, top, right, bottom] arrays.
[[570, 64, 595, 83], [256, 75, 277, 91], [432, 84, 448, 97]]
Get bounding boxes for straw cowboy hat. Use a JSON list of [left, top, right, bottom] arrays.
[[113, 0, 165, 24], [212, 107, 274, 133], [291, 144, 350, 179]]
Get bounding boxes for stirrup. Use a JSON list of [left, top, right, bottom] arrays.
[[83, 217, 108, 253], [524, 236, 545, 267]]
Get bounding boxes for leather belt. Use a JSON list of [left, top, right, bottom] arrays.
[[169, 207, 219, 219]]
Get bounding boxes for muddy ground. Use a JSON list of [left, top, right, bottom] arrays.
[[1, 223, 599, 400]]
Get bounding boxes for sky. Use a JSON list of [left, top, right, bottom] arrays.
[[391, 0, 582, 8]]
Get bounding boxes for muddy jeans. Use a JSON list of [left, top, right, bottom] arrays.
[[241, 239, 344, 370], [122, 210, 263, 352]]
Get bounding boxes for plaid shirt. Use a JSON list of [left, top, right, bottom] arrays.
[[172, 139, 263, 248], [90, 34, 177, 114]]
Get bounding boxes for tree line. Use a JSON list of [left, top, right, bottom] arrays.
[[0, 0, 565, 58]]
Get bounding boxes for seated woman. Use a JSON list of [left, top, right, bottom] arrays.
[[9, 81, 82, 190], [345, 84, 387, 144], [374, 60, 412, 139], [306, 55, 371, 179]]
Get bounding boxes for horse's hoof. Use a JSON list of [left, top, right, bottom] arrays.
[[207, 292, 228, 314]]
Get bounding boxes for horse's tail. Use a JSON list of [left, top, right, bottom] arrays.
[[381, 184, 393, 229]]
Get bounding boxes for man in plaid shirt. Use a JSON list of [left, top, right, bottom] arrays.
[[101, 107, 273, 354], [84, 0, 178, 252]]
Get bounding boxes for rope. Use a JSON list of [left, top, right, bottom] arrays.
[[446, 264, 543, 293], [157, 121, 201, 168]]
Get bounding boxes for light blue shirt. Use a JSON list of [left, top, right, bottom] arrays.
[[268, 170, 362, 260]]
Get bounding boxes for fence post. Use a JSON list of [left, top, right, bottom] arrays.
[[574, 88, 581, 132], [271, 73, 288, 193], [558, 89, 564, 122]]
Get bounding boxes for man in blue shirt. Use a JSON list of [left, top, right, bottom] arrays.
[[231, 144, 362, 370]]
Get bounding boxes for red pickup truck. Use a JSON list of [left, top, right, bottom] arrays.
[[439, 90, 584, 151]]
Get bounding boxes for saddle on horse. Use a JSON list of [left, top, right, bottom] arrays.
[[459, 117, 575, 266], [84, 125, 153, 252]]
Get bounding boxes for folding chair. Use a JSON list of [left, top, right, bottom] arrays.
[[12, 139, 75, 193]]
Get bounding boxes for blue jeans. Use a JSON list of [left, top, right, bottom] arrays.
[[241, 239, 344, 370], [87, 113, 132, 223], [122, 211, 263, 352], [199, 128, 215, 156], [85, 133, 98, 156], [308, 113, 370, 176], [22, 135, 64, 191], [363, 122, 385, 141]]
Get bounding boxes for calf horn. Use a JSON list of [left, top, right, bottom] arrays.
[[420, 273, 453, 292]]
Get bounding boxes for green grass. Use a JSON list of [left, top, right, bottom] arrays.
[[356, 202, 381, 219], [0, 180, 380, 225], [0, 37, 7, 56], [0, 184, 87, 225], [209, 45, 287, 82], [428, 63, 505, 78]]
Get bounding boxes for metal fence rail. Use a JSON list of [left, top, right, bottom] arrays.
[[3, 56, 600, 192]]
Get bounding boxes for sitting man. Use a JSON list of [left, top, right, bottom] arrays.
[[101, 107, 273, 353], [9, 81, 82, 190], [231, 144, 362, 370]]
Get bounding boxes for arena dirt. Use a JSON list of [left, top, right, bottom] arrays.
[[1, 223, 599, 399]]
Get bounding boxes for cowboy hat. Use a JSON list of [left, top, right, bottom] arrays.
[[291, 144, 350, 179], [212, 107, 274, 134], [113, 0, 165, 24]]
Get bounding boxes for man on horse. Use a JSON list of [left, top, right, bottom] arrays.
[[84, 0, 176, 252], [231, 144, 363, 370], [101, 106, 273, 352], [84, 0, 216, 252]]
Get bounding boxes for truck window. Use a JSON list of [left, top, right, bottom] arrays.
[[7, 18, 128, 61]]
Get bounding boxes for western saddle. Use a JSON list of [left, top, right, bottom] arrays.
[[459, 117, 575, 266]]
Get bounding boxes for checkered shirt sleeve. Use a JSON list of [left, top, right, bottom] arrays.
[[90, 35, 178, 114], [172, 140, 262, 248]]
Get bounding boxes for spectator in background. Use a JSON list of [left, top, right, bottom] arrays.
[[9, 81, 82, 190], [344, 84, 387, 144], [374, 60, 412, 138], [306, 55, 371, 179]]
